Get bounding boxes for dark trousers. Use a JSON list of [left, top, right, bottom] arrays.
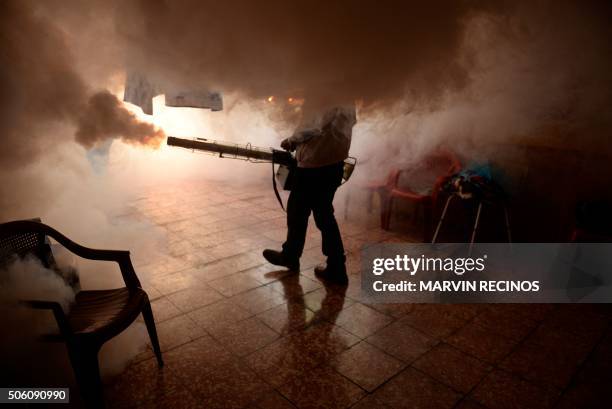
[[282, 162, 346, 265]]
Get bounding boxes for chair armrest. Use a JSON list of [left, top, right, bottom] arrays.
[[21, 299, 71, 336], [49, 232, 142, 289], [113, 252, 142, 289], [2, 220, 142, 289]]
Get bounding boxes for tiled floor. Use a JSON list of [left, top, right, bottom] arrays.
[[104, 180, 612, 409]]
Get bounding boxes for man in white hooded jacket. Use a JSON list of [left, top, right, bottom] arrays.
[[263, 102, 356, 285]]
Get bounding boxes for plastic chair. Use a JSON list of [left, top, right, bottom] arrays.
[[0, 219, 163, 409], [372, 149, 461, 241]]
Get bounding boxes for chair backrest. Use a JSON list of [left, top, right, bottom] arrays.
[[0, 218, 52, 268], [422, 149, 461, 175], [394, 149, 461, 194], [0, 219, 80, 290]]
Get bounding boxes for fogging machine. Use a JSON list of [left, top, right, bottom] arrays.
[[167, 136, 356, 189]]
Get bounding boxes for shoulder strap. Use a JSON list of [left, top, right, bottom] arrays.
[[272, 158, 286, 211]]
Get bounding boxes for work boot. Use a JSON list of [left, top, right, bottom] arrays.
[[314, 263, 348, 285], [262, 249, 300, 272]]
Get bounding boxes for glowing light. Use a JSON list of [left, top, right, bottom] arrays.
[[121, 94, 217, 157], [267, 96, 274, 103], [288, 97, 293, 103]]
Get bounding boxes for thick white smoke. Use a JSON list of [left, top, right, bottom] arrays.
[[0, 255, 150, 387], [0, 257, 75, 386]]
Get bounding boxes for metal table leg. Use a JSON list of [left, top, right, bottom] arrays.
[[469, 201, 483, 255], [503, 205, 512, 243], [432, 194, 454, 243]]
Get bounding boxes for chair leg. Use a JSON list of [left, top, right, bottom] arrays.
[[142, 297, 164, 368], [68, 343, 105, 409], [381, 196, 393, 230], [423, 203, 432, 243], [380, 196, 388, 229]]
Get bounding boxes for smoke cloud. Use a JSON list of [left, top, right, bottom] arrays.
[[3, 0, 611, 171], [0, 0, 163, 170], [0, 257, 75, 386], [0, 256, 148, 386], [115, 0, 493, 104], [346, 0, 612, 177], [76, 91, 164, 149]]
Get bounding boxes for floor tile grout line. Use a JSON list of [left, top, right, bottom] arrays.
[[550, 319, 612, 408], [443, 304, 597, 406]]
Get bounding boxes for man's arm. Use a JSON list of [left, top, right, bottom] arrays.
[[281, 128, 321, 151]]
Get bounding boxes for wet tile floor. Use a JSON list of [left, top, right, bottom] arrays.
[[105, 180, 612, 409]]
